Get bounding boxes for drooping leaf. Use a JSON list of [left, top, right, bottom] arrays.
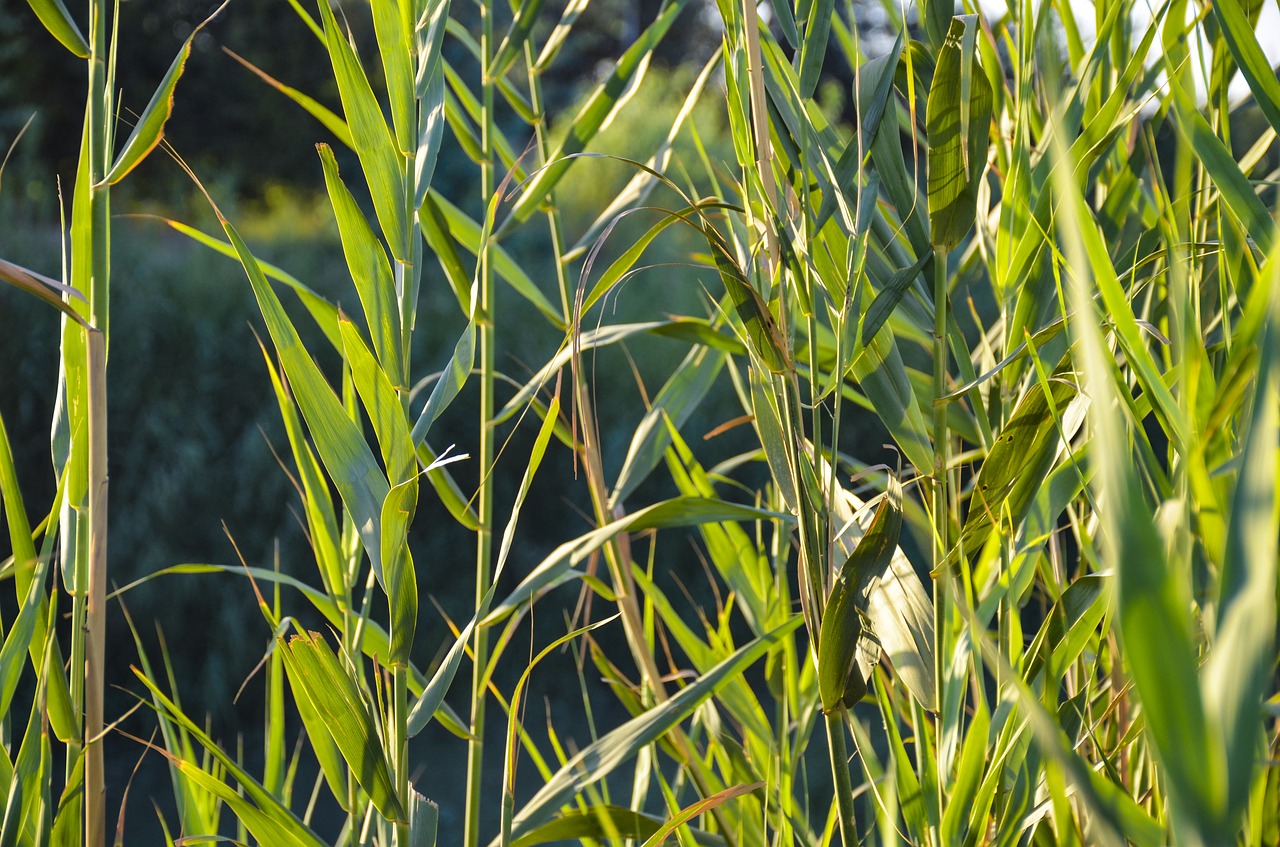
[[224, 47, 355, 150], [104, 15, 215, 185], [23, 0, 88, 57], [0, 258, 90, 328]]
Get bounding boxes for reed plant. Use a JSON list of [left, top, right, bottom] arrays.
[[2, 0, 219, 843], [3, 0, 1279, 843]]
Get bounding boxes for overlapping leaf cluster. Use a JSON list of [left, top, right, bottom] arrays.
[[3, 0, 1278, 844]]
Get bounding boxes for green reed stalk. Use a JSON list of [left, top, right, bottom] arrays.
[[466, 1, 498, 843], [930, 244, 948, 837], [79, 0, 111, 841]]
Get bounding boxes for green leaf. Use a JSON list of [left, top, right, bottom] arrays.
[[495, 616, 802, 845], [833, 476, 936, 711], [850, 328, 934, 474], [409, 300, 475, 445], [486, 497, 792, 624], [818, 489, 901, 713], [1063, 154, 1225, 833], [939, 698, 990, 844], [0, 554, 49, 721], [223, 218, 392, 584], [926, 16, 993, 251], [1167, 64, 1275, 254], [0, 258, 90, 328], [339, 316, 414, 484], [419, 191, 564, 327], [317, 0, 409, 261], [504, 0, 687, 228], [609, 346, 725, 509], [224, 48, 355, 150], [23, 0, 88, 57], [257, 342, 346, 597], [413, 0, 451, 210], [286, 640, 352, 810], [369, 0, 414, 154], [134, 670, 330, 846], [158, 217, 342, 351], [278, 631, 406, 822], [702, 222, 790, 373], [381, 479, 419, 667], [0, 409, 75, 744], [489, 0, 549, 80], [409, 790, 439, 847], [1204, 271, 1279, 823], [104, 29, 201, 185], [409, 395, 561, 736], [1208, 0, 1280, 136], [860, 252, 929, 347], [958, 377, 1082, 561], [509, 806, 686, 846], [321, 146, 404, 388], [795, 0, 834, 98], [638, 782, 762, 847]]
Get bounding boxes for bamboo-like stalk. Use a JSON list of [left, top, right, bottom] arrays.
[[465, 1, 498, 843], [84, 327, 107, 847], [81, 0, 111, 841], [930, 244, 949, 839]]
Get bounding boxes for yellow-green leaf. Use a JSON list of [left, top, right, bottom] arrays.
[[23, 0, 88, 57]]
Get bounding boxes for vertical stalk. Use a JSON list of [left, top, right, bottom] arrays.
[[930, 245, 949, 834], [84, 328, 107, 847], [394, 666, 410, 846], [465, 2, 497, 844], [826, 711, 859, 847], [80, 0, 110, 842]]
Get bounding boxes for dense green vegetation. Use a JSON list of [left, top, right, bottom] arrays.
[[2, 0, 1279, 844]]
